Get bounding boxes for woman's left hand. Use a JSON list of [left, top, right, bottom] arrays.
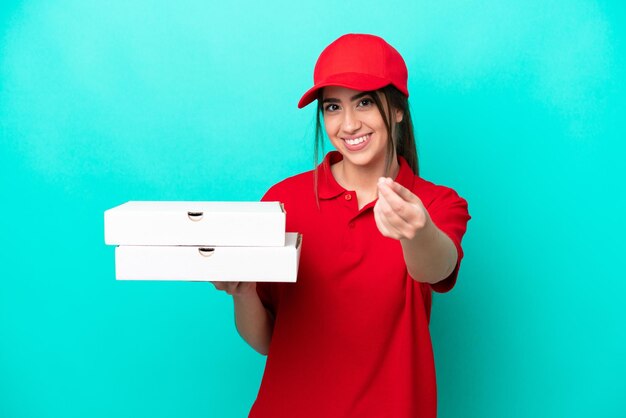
[[374, 177, 430, 240]]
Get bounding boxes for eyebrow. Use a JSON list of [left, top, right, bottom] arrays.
[[322, 91, 371, 104]]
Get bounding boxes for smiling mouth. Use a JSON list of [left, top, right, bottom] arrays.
[[343, 134, 370, 146]]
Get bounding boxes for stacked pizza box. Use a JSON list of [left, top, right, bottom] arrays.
[[104, 201, 301, 282]]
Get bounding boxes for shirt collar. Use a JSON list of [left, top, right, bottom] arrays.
[[317, 151, 416, 200]]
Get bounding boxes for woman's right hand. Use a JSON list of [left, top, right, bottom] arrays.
[[211, 281, 257, 297]]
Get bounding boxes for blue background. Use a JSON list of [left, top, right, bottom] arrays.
[[1, 1, 625, 417]]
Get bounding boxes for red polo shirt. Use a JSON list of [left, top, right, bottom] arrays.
[[251, 152, 470, 418]]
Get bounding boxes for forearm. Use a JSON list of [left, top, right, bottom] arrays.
[[401, 218, 458, 284], [233, 292, 274, 355]]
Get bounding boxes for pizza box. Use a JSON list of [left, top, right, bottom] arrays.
[[114, 233, 301, 282], [104, 201, 286, 246]]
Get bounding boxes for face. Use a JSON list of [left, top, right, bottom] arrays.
[[321, 86, 403, 172]]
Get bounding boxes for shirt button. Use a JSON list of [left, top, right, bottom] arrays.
[[345, 194, 352, 201], [348, 222, 355, 229]]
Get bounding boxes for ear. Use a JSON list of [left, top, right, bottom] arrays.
[[395, 108, 404, 123]]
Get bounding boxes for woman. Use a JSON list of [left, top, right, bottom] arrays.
[[214, 33, 470, 418]]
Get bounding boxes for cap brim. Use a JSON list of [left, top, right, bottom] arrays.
[[297, 73, 393, 108]]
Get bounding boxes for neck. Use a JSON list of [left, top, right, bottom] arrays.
[[332, 153, 400, 208]]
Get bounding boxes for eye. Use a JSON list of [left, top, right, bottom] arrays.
[[324, 103, 340, 112], [357, 97, 374, 108]]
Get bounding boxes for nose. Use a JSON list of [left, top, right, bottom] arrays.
[[341, 108, 361, 133]]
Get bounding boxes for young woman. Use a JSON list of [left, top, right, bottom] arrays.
[[213, 34, 470, 418]]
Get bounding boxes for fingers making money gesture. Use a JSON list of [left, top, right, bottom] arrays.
[[374, 177, 429, 241]]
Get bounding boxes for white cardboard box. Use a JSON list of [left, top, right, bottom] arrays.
[[105, 201, 286, 246], [115, 233, 301, 282]]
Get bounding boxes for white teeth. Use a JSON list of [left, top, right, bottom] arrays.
[[345, 135, 368, 145]]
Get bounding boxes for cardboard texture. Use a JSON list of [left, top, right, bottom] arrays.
[[104, 201, 286, 246], [115, 233, 302, 282]]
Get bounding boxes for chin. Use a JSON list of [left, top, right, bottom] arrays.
[[341, 151, 386, 169]]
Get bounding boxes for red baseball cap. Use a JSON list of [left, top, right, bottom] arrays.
[[298, 34, 409, 109]]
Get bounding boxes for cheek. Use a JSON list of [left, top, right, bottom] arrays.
[[323, 118, 339, 138], [371, 118, 389, 144]]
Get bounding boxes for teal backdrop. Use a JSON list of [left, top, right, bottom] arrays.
[[1, 1, 624, 417]]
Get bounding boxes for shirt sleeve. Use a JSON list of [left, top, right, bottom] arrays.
[[425, 186, 471, 293]]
